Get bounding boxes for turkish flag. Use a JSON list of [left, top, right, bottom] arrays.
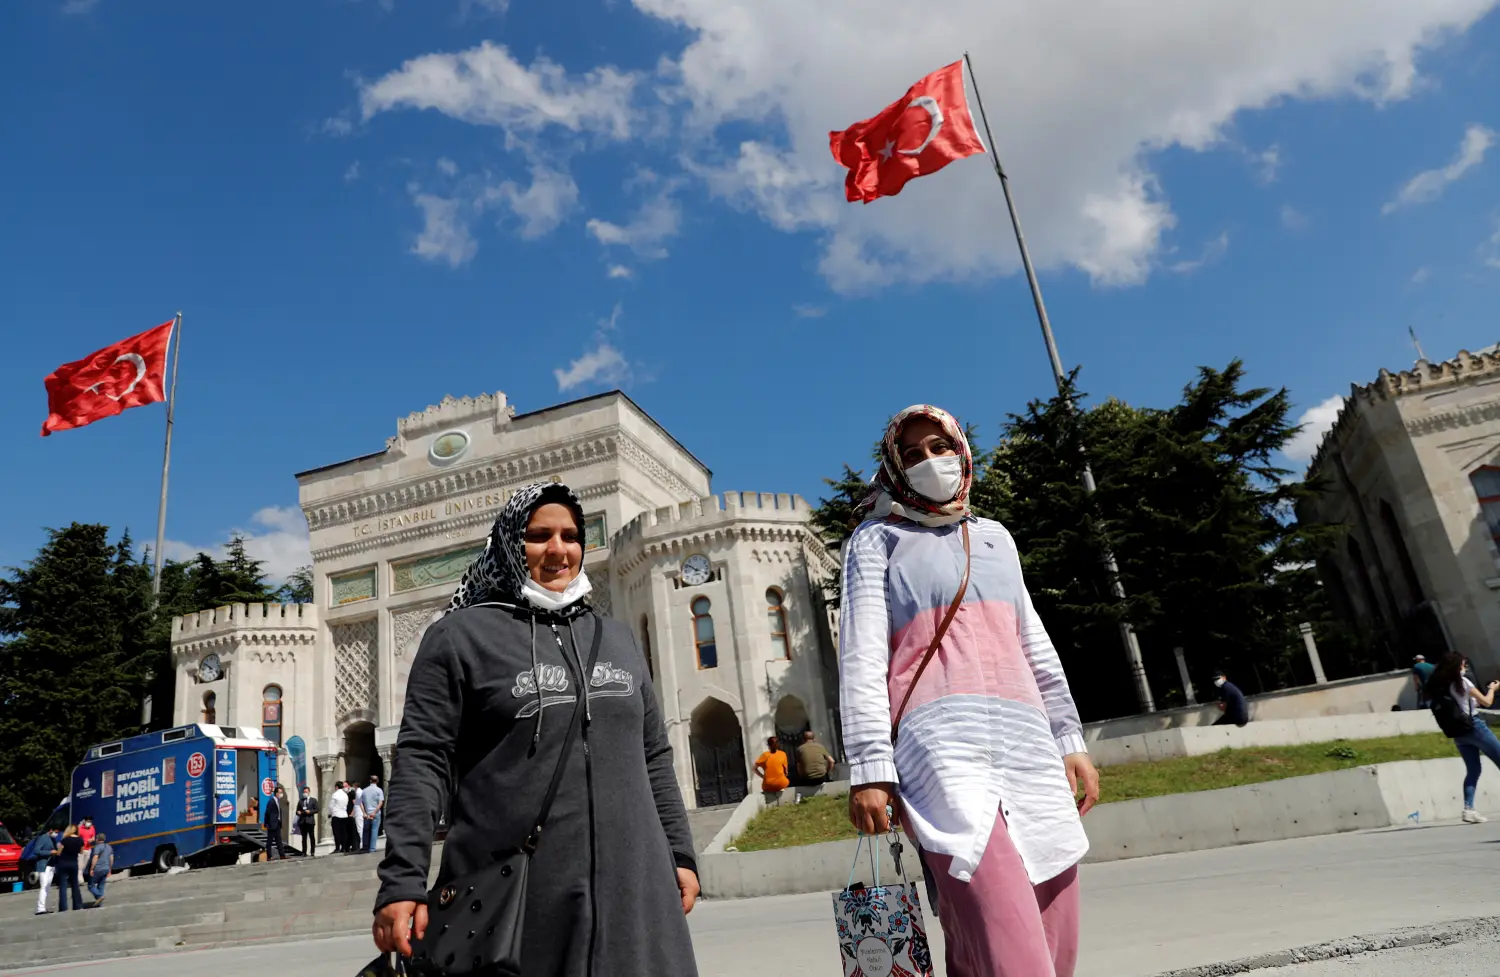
[[829, 60, 987, 204], [41, 320, 175, 436]]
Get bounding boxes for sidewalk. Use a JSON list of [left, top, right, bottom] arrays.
[[7, 818, 1498, 976]]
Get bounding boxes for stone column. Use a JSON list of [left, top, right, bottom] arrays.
[[315, 754, 338, 853], [376, 745, 396, 785], [1300, 622, 1329, 685], [1173, 647, 1197, 705]]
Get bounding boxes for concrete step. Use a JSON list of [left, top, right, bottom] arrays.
[[0, 912, 224, 949], [688, 804, 740, 855], [173, 907, 373, 945], [3, 933, 179, 970]]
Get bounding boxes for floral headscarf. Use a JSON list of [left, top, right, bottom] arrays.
[[446, 481, 588, 616], [853, 404, 973, 527]]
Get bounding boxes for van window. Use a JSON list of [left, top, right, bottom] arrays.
[[43, 803, 71, 832], [96, 743, 123, 758], [162, 729, 189, 743]]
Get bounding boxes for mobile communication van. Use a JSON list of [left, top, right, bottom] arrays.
[[40, 723, 282, 873]]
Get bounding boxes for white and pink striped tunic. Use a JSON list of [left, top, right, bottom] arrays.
[[839, 514, 1089, 884]]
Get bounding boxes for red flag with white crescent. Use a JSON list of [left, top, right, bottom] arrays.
[[41, 320, 174, 436], [829, 60, 987, 204]]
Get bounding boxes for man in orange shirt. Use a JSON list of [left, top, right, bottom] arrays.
[[754, 736, 791, 804]]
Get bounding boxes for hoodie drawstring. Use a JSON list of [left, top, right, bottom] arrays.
[[565, 620, 593, 725], [528, 617, 543, 754]]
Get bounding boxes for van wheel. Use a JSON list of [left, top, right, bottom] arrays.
[[152, 846, 179, 873]]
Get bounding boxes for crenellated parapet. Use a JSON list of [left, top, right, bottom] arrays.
[[612, 492, 837, 577], [1308, 345, 1500, 475], [172, 602, 320, 665]]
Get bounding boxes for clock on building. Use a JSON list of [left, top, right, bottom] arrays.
[[680, 554, 712, 586], [197, 654, 223, 683]]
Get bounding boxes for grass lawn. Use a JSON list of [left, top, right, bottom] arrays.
[[728, 732, 1458, 853]]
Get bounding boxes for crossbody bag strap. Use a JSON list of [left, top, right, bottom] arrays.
[[521, 616, 604, 854], [890, 520, 971, 746]]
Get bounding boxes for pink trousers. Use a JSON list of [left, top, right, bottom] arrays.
[[920, 812, 1080, 977]]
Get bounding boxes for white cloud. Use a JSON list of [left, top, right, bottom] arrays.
[[410, 190, 478, 267], [1168, 231, 1229, 274], [344, 161, 362, 183], [437, 157, 459, 176], [635, 0, 1495, 291], [360, 41, 639, 139], [1280, 204, 1310, 231], [1483, 218, 1500, 269], [554, 341, 631, 392], [793, 304, 827, 318], [598, 301, 624, 331], [1284, 395, 1346, 465], [61, 0, 100, 13], [321, 115, 354, 138], [586, 182, 682, 258], [1411, 265, 1431, 283], [1382, 123, 1496, 214], [1253, 145, 1282, 185], [607, 264, 634, 279], [162, 506, 311, 586], [460, 0, 509, 14], [482, 164, 579, 239]]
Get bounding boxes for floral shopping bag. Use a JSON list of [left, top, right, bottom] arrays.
[[832, 832, 934, 977]]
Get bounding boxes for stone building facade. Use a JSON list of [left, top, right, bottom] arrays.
[[171, 390, 840, 843], [1300, 346, 1500, 675]]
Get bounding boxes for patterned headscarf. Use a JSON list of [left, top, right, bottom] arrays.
[[853, 404, 974, 526], [447, 481, 588, 616]]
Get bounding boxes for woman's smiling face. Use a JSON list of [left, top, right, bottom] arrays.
[[524, 502, 583, 593]]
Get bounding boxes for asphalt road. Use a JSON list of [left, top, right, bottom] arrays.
[[9, 818, 1500, 976]]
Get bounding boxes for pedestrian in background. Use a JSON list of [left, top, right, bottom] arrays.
[[1212, 670, 1250, 726], [296, 786, 320, 857], [1431, 654, 1500, 823], [839, 405, 1098, 977], [85, 833, 113, 907], [1412, 654, 1436, 708], [795, 730, 836, 783], [264, 786, 287, 860], [53, 826, 85, 912], [329, 780, 351, 853], [754, 736, 791, 803], [361, 774, 385, 853], [31, 826, 59, 916], [76, 816, 95, 892], [352, 781, 366, 851]]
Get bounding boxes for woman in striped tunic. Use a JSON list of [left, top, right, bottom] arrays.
[[838, 404, 1099, 977]]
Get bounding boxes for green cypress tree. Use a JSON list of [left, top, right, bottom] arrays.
[[0, 525, 157, 827]]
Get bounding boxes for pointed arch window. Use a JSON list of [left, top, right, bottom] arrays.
[[262, 685, 283, 747], [766, 587, 790, 659], [1472, 467, 1500, 550], [692, 597, 718, 669]]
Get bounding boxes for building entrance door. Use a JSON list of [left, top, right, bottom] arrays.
[[689, 698, 747, 808]]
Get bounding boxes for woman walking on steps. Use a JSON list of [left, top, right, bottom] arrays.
[[838, 405, 1099, 977], [371, 481, 700, 976], [1431, 653, 1500, 823]]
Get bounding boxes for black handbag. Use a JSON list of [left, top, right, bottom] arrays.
[[401, 619, 602, 977]]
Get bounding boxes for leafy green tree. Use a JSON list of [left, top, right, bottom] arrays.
[[276, 565, 314, 604], [0, 525, 158, 828]]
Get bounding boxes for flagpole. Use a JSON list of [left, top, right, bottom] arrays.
[[962, 52, 1156, 713], [151, 311, 183, 600]]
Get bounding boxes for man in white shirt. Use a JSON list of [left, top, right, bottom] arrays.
[[327, 781, 350, 853]]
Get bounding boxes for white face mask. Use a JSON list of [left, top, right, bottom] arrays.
[[905, 456, 963, 503], [521, 569, 593, 611], [1213, 677, 1226, 688]]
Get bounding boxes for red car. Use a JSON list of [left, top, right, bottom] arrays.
[[0, 821, 20, 889]]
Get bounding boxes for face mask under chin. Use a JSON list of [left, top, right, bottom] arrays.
[[905, 456, 963, 503]]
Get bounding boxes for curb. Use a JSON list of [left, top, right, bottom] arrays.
[[1149, 915, 1500, 975]]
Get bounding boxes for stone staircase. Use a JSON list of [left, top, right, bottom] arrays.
[[0, 852, 395, 972], [687, 804, 740, 854]]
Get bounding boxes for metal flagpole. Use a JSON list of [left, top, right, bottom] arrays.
[[962, 53, 1156, 713], [151, 311, 183, 600]]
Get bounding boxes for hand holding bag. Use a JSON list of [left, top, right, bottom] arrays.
[[832, 830, 934, 977], [395, 620, 602, 977]]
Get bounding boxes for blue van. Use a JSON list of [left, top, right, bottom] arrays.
[[39, 723, 282, 874]]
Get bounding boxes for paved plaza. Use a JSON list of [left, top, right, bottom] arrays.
[[7, 820, 1500, 976]]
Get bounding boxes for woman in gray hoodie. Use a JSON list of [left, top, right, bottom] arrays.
[[372, 481, 699, 976]]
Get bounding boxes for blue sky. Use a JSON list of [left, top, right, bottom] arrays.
[[2, 0, 1499, 580]]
